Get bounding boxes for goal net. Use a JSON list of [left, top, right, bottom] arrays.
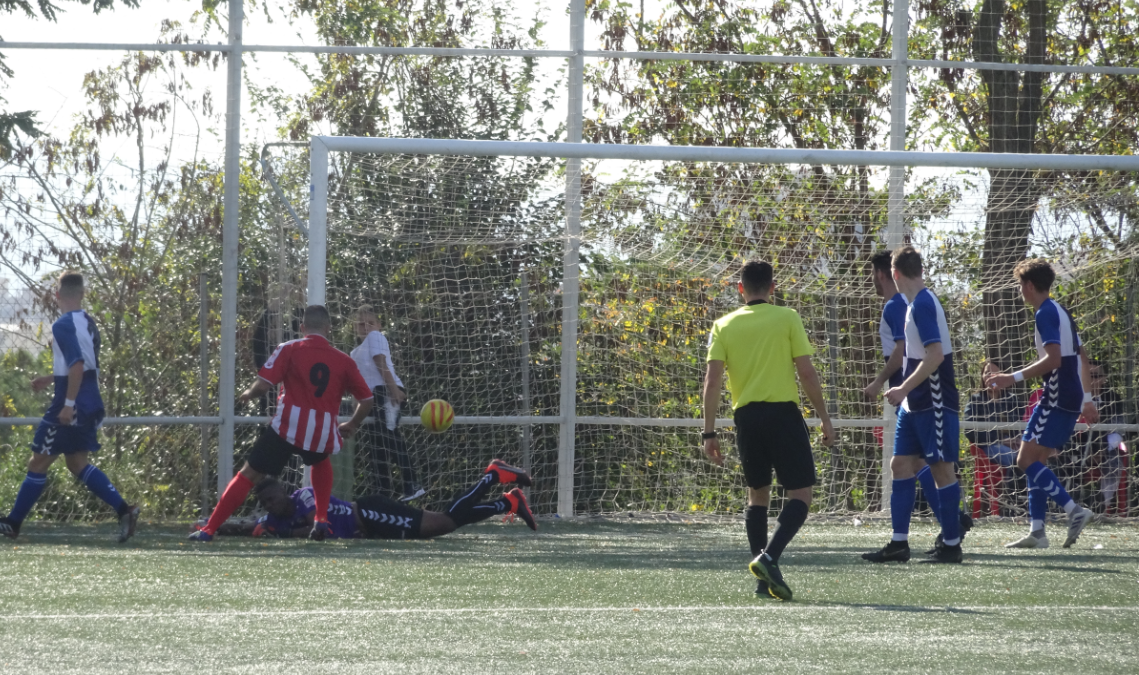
[[293, 139, 1139, 519]]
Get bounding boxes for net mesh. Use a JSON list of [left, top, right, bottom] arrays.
[[300, 151, 1139, 518]]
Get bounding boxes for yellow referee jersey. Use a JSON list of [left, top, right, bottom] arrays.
[[706, 301, 814, 409]]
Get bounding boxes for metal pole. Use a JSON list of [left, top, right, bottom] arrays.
[[881, 0, 909, 511], [557, 0, 585, 518], [520, 271, 532, 487], [308, 138, 329, 306], [217, 0, 243, 493], [199, 273, 210, 514]]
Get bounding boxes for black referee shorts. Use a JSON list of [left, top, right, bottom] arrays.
[[734, 401, 817, 491], [246, 427, 331, 476], [355, 495, 423, 540]]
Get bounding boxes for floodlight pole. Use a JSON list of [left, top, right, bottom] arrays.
[[882, 0, 910, 510], [558, 0, 586, 518], [217, 0, 244, 493]]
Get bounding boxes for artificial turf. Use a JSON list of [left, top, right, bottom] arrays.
[[1, 519, 1137, 674]]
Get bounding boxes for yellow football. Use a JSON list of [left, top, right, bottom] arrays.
[[420, 399, 455, 433]]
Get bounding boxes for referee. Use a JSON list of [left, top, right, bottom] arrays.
[[703, 260, 834, 601]]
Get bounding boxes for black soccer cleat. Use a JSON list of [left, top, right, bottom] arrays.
[[925, 512, 975, 555], [862, 540, 911, 563], [920, 543, 963, 564], [754, 579, 774, 599], [0, 516, 19, 540], [749, 553, 792, 601], [118, 505, 140, 543]]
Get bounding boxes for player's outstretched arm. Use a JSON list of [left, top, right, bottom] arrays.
[[339, 397, 375, 438], [701, 360, 725, 465], [984, 343, 1061, 392], [864, 340, 904, 398], [238, 378, 272, 406], [885, 342, 944, 407], [794, 355, 835, 447]]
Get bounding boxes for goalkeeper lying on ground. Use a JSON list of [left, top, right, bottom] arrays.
[[241, 460, 536, 539]]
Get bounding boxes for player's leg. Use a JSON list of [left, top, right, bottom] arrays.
[[380, 395, 424, 501], [0, 437, 59, 539], [733, 403, 775, 598], [356, 495, 425, 539], [1015, 406, 1091, 548], [360, 398, 394, 495], [442, 459, 531, 525], [63, 450, 140, 543], [300, 452, 335, 540], [864, 408, 922, 562], [748, 402, 815, 601], [191, 430, 277, 540], [1007, 444, 1050, 548], [914, 461, 942, 523], [922, 410, 964, 563]]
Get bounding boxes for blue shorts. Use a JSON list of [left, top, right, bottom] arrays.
[[1022, 405, 1080, 450], [894, 406, 960, 464], [31, 420, 102, 455]]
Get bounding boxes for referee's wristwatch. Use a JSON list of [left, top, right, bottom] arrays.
[[701, 431, 718, 440]]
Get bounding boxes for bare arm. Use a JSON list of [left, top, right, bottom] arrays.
[[1077, 346, 1100, 424], [372, 354, 405, 405], [985, 343, 1061, 391], [339, 397, 375, 438], [864, 340, 905, 398], [795, 355, 835, 446], [886, 342, 944, 406], [57, 361, 84, 425], [701, 360, 726, 465], [238, 377, 273, 406]]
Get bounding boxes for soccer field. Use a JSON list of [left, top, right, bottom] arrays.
[[2, 519, 1137, 674]]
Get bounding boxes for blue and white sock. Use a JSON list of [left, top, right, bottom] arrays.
[[1026, 461, 1076, 514], [938, 481, 962, 546], [915, 465, 941, 523], [1026, 472, 1047, 533], [891, 477, 917, 541], [9, 471, 48, 524], [78, 464, 128, 516]]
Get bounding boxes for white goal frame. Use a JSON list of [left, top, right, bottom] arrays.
[[308, 136, 1139, 516]]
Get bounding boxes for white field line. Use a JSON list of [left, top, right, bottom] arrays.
[[3, 605, 1138, 621]]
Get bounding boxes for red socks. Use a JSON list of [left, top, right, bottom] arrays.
[[203, 472, 254, 534], [310, 459, 333, 523]]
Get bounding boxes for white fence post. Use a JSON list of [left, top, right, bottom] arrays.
[[217, 0, 244, 494], [558, 0, 586, 518], [882, 0, 910, 510]]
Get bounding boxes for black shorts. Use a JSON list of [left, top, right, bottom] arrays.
[[734, 401, 817, 491], [355, 494, 423, 540], [246, 427, 331, 476]]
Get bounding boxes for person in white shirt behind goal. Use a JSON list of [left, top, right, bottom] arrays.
[[352, 305, 425, 502]]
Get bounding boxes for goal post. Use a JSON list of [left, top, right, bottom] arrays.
[[307, 136, 1139, 518]]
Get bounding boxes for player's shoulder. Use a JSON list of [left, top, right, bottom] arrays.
[[884, 292, 908, 313], [1035, 297, 1062, 317]]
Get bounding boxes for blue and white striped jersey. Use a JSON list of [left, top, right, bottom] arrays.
[[46, 310, 104, 424], [880, 292, 908, 388], [1034, 298, 1084, 413], [902, 288, 959, 413]]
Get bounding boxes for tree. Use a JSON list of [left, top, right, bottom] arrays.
[[911, 0, 1139, 368]]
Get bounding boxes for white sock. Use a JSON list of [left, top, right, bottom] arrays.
[[1063, 501, 1078, 515], [1030, 519, 1044, 533], [891, 533, 908, 542]]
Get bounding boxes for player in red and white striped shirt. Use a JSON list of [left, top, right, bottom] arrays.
[[191, 305, 374, 541]]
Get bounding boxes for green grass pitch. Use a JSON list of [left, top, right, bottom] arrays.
[[2, 519, 1138, 674]]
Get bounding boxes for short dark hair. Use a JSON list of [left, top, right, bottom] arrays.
[[891, 246, 923, 279], [58, 271, 84, 298], [870, 250, 893, 276], [740, 260, 774, 295], [1014, 258, 1055, 293], [302, 304, 332, 331]]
